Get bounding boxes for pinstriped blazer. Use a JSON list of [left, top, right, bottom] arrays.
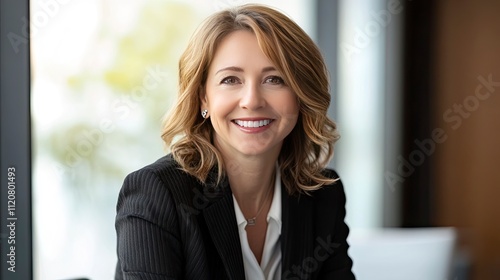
[[115, 154, 355, 280]]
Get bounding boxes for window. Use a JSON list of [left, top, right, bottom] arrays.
[[30, 1, 313, 279]]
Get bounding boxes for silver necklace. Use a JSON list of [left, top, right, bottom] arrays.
[[246, 174, 275, 226]]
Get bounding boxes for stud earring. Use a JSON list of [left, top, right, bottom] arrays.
[[201, 109, 208, 119]]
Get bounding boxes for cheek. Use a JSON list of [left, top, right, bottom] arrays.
[[276, 94, 300, 121], [206, 94, 235, 116], [211, 97, 230, 107], [283, 99, 300, 133]]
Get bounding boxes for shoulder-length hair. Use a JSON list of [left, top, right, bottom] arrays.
[[161, 4, 340, 194]]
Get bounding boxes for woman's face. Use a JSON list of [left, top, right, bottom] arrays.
[[202, 30, 299, 159]]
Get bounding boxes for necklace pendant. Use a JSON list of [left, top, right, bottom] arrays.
[[247, 218, 256, 226]]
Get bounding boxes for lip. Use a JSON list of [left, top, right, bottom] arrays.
[[231, 118, 274, 133], [232, 117, 273, 121]]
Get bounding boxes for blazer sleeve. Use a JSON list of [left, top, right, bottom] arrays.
[[115, 167, 183, 280], [318, 171, 356, 279]]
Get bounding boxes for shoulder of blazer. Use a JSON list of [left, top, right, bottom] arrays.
[[127, 154, 230, 219], [321, 168, 341, 182], [133, 154, 204, 197], [311, 167, 346, 212], [117, 154, 195, 227], [284, 168, 344, 204], [139, 154, 191, 182], [139, 154, 225, 191], [315, 168, 344, 196]]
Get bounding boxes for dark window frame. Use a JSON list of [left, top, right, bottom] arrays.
[[0, 0, 33, 279]]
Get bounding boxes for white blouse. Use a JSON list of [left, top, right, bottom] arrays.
[[232, 168, 282, 280]]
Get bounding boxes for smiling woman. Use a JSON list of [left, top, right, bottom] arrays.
[[115, 4, 355, 280]]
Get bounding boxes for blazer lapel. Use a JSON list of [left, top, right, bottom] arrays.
[[281, 183, 315, 278], [202, 179, 246, 280]]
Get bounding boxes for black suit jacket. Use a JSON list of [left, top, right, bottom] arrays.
[[115, 155, 355, 279]]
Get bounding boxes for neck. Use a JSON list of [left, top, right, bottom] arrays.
[[221, 152, 279, 217], [228, 156, 276, 200]]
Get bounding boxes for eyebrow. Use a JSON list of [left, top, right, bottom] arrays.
[[215, 66, 277, 75]]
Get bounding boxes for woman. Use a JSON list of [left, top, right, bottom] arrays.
[[115, 4, 355, 280]]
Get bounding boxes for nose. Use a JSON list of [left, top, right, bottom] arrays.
[[239, 82, 265, 110]]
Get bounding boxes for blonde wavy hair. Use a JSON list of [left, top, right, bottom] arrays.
[[161, 4, 340, 194]]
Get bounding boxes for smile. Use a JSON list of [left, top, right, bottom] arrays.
[[233, 119, 273, 128]]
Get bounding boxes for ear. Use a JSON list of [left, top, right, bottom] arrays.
[[199, 85, 208, 108]]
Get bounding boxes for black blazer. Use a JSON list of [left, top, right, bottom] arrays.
[[115, 155, 355, 279]]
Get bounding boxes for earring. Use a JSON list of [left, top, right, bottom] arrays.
[[201, 109, 208, 119]]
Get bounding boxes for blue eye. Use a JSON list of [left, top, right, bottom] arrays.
[[220, 76, 240, 84], [265, 76, 285, 85]]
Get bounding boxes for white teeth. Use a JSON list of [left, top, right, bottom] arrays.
[[235, 119, 271, 128]]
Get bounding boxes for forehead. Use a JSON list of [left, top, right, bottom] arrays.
[[208, 30, 276, 72]]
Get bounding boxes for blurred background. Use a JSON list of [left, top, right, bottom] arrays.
[[1, 0, 499, 279]]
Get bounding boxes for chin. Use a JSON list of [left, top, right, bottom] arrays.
[[234, 141, 280, 157], [236, 147, 268, 157]]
